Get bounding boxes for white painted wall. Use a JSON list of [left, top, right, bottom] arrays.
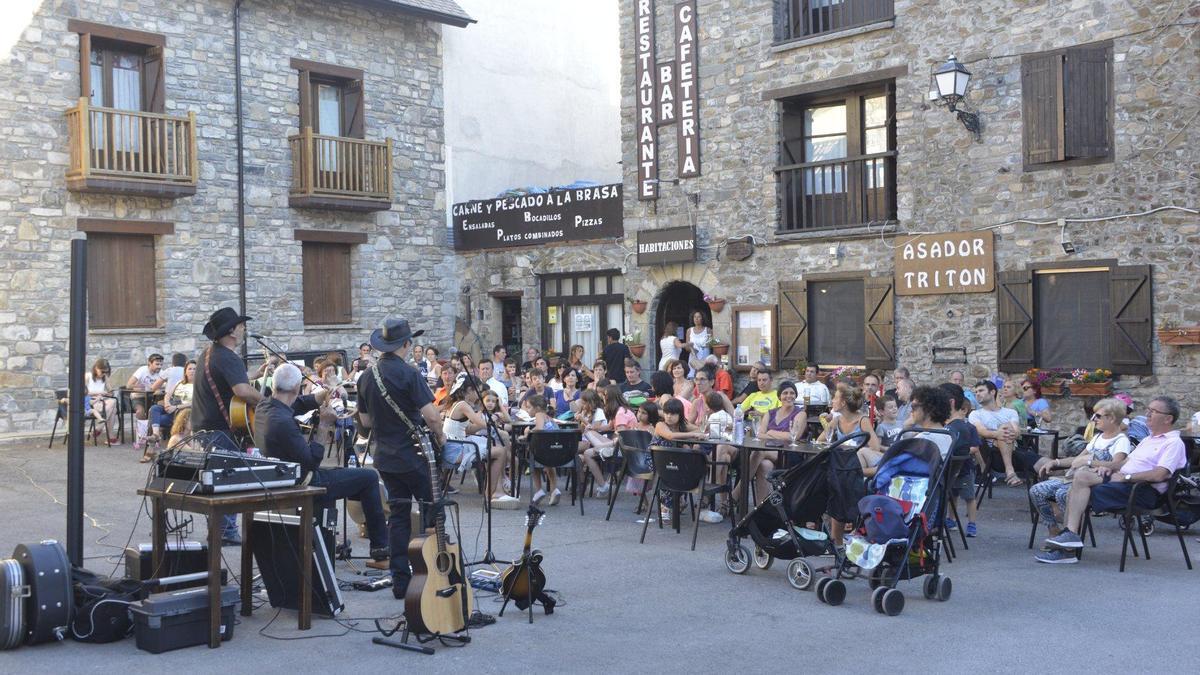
[[442, 0, 621, 207]]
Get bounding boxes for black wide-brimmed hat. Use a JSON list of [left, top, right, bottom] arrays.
[[202, 307, 252, 341], [370, 317, 424, 352]]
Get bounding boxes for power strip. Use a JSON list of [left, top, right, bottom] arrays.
[[469, 569, 502, 593]]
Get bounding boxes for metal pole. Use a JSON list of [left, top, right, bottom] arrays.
[[66, 238, 87, 567], [234, 0, 248, 360]]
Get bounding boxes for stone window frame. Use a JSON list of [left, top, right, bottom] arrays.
[[294, 229, 367, 327], [1020, 40, 1115, 172], [77, 218, 173, 330]]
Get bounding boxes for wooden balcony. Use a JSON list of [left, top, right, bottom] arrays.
[[65, 98, 197, 198], [289, 128, 393, 212], [783, 0, 894, 40]]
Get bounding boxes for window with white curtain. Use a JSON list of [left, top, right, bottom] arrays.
[[541, 271, 625, 361]]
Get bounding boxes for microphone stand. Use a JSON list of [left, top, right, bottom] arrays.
[[251, 334, 327, 443], [464, 373, 510, 569]]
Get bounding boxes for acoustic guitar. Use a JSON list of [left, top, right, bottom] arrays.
[[230, 395, 255, 434], [500, 505, 548, 611], [405, 430, 474, 636]]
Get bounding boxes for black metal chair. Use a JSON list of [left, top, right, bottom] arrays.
[[606, 430, 654, 521], [528, 429, 585, 515], [641, 445, 730, 550], [1084, 470, 1193, 572], [49, 389, 109, 448]]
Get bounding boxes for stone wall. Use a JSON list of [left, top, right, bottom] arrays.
[[0, 0, 457, 432]]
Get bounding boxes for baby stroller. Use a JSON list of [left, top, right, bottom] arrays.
[[815, 428, 956, 616], [724, 432, 871, 591]]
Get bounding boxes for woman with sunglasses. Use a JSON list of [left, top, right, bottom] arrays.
[[1019, 378, 1053, 428]]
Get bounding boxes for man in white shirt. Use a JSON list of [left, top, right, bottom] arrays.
[[159, 353, 187, 391], [479, 358, 508, 407], [127, 353, 166, 449], [969, 380, 1023, 486], [796, 365, 830, 406]]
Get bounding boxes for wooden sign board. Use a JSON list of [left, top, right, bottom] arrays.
[[894, 231, 995, 295], [725, 236, 753, 261], [637, 226, 696, 266]]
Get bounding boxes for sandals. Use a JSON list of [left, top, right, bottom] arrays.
[[139, 454, 154, 463], [1005, 472, 1024, 487]]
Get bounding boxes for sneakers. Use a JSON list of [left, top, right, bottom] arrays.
[[221, 532, 242, 547], [490, 494, 521, 510], [548, 489, 562, 506], [594, 484, 611, 498], [699, 509, 723, 524], [1035, 549, 1079, 564], [531, 489, 547, 504], [965, 522, 977, 538], [1045, 530, 1084, 550], [944, 518, 958, 531]]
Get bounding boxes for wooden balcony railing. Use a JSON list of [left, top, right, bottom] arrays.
[[289, 128, 393, 211], [776, 153, 896, 232], [784, 0, 894, 40], [65, 97, 197, 198]]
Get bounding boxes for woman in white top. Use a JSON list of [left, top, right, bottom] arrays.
[[440, 374, 519, 509], [658, 320, 685, 371], [146, 360, 197, 461], [685, 311, 711, 377], [576, 389, 616, 497], [84, 358, 118, 443]]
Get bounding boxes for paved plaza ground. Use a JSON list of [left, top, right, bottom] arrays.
[[0, 439, 1195, 673]]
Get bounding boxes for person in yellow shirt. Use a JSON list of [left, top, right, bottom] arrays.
[[739, 369, 781, 417]]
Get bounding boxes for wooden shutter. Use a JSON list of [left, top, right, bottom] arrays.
[[342, 80, 365, 139], [1021, 53, 1065, 165], [996, 269, 1035, 373], [79, 32, 92, 98], [142, 46, 165, 113], [302, 242, 353, 325], [298, 69, 312, 130], [863, 277, 895, 370], [777, 280, 808, 369], [86, 234, 157, 329], [1108, 265, 1153, 375], [1063, 45, 1111, 159]]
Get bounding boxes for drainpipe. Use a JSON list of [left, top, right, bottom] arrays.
[[234, 0, 248, 359]]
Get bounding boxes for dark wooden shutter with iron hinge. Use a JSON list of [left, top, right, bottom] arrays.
[[141, 46, 165, 113], [777, 280, 808, 370], [1021, 52, 1065, 165], [1108, 264, 1152, 375], [996, 269, 1035, 373], [298, 69, 312, 130], [1063, 45, 1111, 159], [864, 277, 896, 371], [342, 79, 364, 139], [302, 242, 353, 325], [86, 233, 157, 329]]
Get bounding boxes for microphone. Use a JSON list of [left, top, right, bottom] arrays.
[[249, 333, 266, 340]]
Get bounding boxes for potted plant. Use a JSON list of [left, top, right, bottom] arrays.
[[708, 336, 729, 356], [622, 328, 646, 358], [1025, 368, 1066, 397], [631, 299, 648, 315], [1156, 318, 1200, 346], [703, 293, 726, 313], [1068, 369, 1113, 397]]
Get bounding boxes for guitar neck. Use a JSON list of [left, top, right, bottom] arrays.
[[420, 432, 448, 553]]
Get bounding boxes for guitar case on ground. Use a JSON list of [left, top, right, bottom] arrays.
[[13, 540, 74, 645], [0, 558, 25, 649]]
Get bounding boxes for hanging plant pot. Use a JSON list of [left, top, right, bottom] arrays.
[[1041, 380, 1066, 397], [632, 300, 648, 315], [706, 299, 726, 313], [628, 344, 646, 358], [1070, 381, 1113, 397], [711, 343, 729, 356], [1157, 327, 1200, 346]]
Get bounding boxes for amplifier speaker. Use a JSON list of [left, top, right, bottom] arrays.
[[250, 510, 343, 617]]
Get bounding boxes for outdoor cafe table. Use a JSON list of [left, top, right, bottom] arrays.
[[1020, 428, 1062, 460]]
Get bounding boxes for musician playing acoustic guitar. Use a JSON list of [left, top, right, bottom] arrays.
[[356, 317, 446, 601], [193, 306, 263, 545]]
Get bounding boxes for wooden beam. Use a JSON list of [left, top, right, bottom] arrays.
[[76, 218, 174, 235], [762, 65, 909, 101], [293, 229, 368, 244], [67, 19, 166, 47], [289, 57, 364, 81]]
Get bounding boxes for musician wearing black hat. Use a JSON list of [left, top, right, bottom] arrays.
[[356, 317, 444, 600], [194, 306, 260, 545]]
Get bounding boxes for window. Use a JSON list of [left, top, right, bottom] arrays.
[[296, 234, 362, 326], [1021, 42, 1113, 169], [778, 85, 896, 231], [778, 0, 894, 41], [731, 305, 776, 371], [85, 233, 158, 329], [541, 271, 624, 365], [293, 59, 365, 139], [70, 20, 166, 114], [777, 276, 895, 370], [997, 264, 1152, 374]]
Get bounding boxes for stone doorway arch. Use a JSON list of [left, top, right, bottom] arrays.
[[653, 281, 708, 366]]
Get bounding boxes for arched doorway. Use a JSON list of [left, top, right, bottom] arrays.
[[654, 281, 711, 366]]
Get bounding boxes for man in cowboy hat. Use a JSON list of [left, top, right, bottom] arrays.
[[355, 317, 445, 599], [194, 306, 261, 545]]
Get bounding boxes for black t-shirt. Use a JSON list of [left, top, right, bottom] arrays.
[[193, 343, 249, 434], [738, 381, 756, 399], [254, 396, 321, 479], [602, 342, 632, 383], [619, 379, 653, 404], [356, 353, 434, 474], [947, 418, 981, 457]]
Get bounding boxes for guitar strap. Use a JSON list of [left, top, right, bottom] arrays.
[[203, 345, 231, 429], [369, 363, 427, 453]]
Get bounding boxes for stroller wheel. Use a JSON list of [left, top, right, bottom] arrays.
[[881, 588, 905, 616], [871, 586, 887, 614], [725, 544, 752, 575], [1140, 517, 1155, 537], [922, 575, 939, 600], [936, 575, 952, 602], [787, 559, 814, 590], [753, 546, 773, 570], [868, 563, 892, 590], [823, 579, 846, 606], [815, 576, 831, 603]]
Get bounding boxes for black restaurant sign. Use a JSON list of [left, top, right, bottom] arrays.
[[451, 184, 623, 251], [637, 226, 696, 266]]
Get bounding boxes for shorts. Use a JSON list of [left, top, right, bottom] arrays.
[[952, 464, 976, 496], [443, 436, 487, 471], [1090, 480, 1159, 514]]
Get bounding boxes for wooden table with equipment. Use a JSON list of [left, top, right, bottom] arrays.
[[137, 485, 326, 648]]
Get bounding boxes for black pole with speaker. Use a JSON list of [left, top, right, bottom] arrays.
[[66, 238, 87, 568]]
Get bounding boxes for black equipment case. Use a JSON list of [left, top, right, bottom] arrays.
[[129, 585, 239, 653], [0, 557, 25, 649], [12, 540, 73, 645]]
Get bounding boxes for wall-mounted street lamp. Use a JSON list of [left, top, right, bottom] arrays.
[[934, 55, 981, 141]]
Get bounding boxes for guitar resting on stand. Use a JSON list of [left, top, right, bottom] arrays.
[[499, 504, 555, 623]]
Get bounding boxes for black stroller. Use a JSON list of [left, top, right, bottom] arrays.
[[815, 428, 956, 616], [724, 432, 871, 590]]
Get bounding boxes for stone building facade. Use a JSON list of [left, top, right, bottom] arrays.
[[458, 0, 1199, 429], [0, 0, 471, 433]]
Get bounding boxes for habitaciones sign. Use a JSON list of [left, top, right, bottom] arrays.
[[893, 231, 995, 295], [637, 226, 696, 266], [451, 184, 623, 251]]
